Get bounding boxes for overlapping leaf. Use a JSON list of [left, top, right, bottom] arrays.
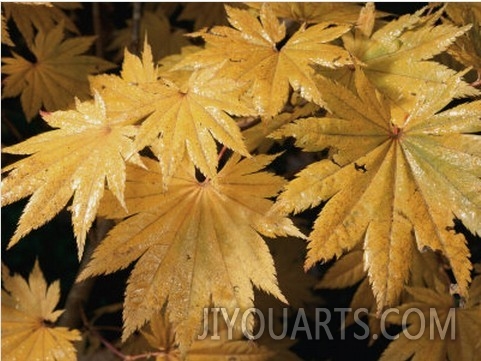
[[273, 68, 481, 312], [136, 66, 253, 187], [1, 24, 114, 120], [322, 3, 478, 109], [79, 154, 304, 350], [142, 312, 276, 360], [2, 2, 79, 46], [178, 2, 232, 30], [108, 7, 189, 62], [1, 93, 142, 258], [247, 2, 368, 25], [181, 3, 352, 117], [380, 276, 481, 361], [444, 3, 481, 74], [1, 261, 81, 361], [92, 41, 252, 188]]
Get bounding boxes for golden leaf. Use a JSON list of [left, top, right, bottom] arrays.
[[380, 277, 481, 361], [247, 2, 371, 25], [321, 3, 478, 109], [141, 312, 276, 361], [108, 7, 189, 62], [79, 154, 304, 350], [181, 4, 352, 117], [1, 93, 142, 258], [178, 3, 234, 30], [273, 68, 481, 312], [1, 24, 114, 120], [135, 64, 253, 187], [1, 14, 14, 46], [1, 261, 81, 361], [444, 3, 481, 74], [2, 2, 78, 46]]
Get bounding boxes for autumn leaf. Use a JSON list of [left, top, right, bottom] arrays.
[[444, 3, 481, 76], [1, 24, 114, 120], [317, 248, 452, 345], [1, 14, 14, 46], [92, 41, 250, 188], [180, 3, 352, 117], [142, 312, 276, 361], [380, 277, 481, 361], [321, 3, 478, 109], [1, 261, 81, 361], [178, 2, 234, 30], [1, 92, 142, 258], [108, 6, 189, 62], [90, 40, 160, 122], [136, 65, 253, 187], [273, 68, 481, 312], [2, 2, 79, 46], [247, 2, 371, 25], [79, 154, 304, 350]]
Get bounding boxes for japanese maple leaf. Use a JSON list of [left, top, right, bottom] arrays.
[[107, 7, 189, 62], [247, 2, 368, 25], [273, 69, 481, 312], [91, 41, 249, 188], [181, 3, 352, 117], [79, 154, 304, 350], [1, 92, 142, 258], [444, 4, 481, 77], [134, 64, 254, 187], [141, 312, 276, 360], [321, 3, 478, 109], [1, 261, 81, 361], [380, 276, 481, 361], [1, 24, 114, 120], [2, 2, 79, 46]]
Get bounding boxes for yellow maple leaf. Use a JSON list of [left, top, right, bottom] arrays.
[[1, 261, 81, 361], [273, 68, 481, 312], [181, 3, 352, 117], [1, 13, 14, 46], [136, 65, 254, 187], [247, 2, 371, 25], [321, 3, 478, 109], [444, 3, 481, 77], [380, 277, 481, 361], [1, 24, 114, 120], [1, 92, 142, 258], [108, 6, 189, 62], [92, 41, 252, 188], [79, 154, 304, 350], [178, 2, 234, 30], [2, 2, 79, 46], [141, 312, 276, 360]]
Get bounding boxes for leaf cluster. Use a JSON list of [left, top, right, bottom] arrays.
[[1, 2, 481, 361]]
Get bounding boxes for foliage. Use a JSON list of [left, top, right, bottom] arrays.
[[1, 2, 480, 361], [2, 261, 81, 361]]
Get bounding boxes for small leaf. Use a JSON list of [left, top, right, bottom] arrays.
[[1, 93, 142, 258], [1, 24, 114, 120], [1, 261, 81, 361], [2, 2, 79, 46]]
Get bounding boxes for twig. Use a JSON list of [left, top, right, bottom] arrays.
[[130, 2, 142, 56], [2, 114, 24, 142], [92, 3, 103, 58]]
